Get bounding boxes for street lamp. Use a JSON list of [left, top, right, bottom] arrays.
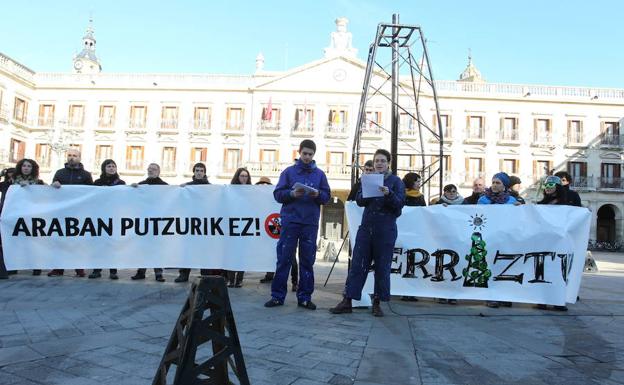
[[45, 119, 78, 169]]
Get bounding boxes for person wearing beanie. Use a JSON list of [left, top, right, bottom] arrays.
[[477, 172, 518, 205], [508, 175, 525, 204]]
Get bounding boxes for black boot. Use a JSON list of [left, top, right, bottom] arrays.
[[372, 297, 384, 317], [329, 297, 352, 314]]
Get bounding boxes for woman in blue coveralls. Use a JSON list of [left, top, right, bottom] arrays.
[[329, 149, 405, 317]]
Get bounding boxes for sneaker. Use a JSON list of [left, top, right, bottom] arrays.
[[264, 298, 283, 308], [131, 274, 146, 280], [372, 298, 384, 317], [47, 270, 63, 277], [298, 300, 317, 310], [501, 301, 512, 307], [174, 275, 189, 283], [292, 283, 298, 292], [259, 277, 273, 283], [400, 296, 418, 302], [88, 272, 102, 279], [155, 275, 165, 282], [486, 301, 499, 308], [75, 270, 86, 277], [109, 273, 119, 280], [436, 298, 448, 304], [553, 305, 568, 312], [535, 304, 548, 310], [234, 282, 243, 288]]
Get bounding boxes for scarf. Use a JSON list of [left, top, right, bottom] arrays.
[[439, 193, 464, 205], [483, 187, 511, 204], [406, 189, 423, 199], [13, 175, 39, 185]]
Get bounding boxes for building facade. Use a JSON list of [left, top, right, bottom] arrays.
[[0, 18, 623, 243]]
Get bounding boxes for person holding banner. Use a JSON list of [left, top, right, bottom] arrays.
[[264, 139, 330, 310], [0, 167, 15, 279], [226, 167, 251, 288], [130, 163, 167, 282], [47, 149, 93, 278], [88, 160, 126, 280], [554, 171, 582, 207], [402, 172, 426, 207], [330, 149, 405, 317], [175, 162, 216, 283], [13, 159, 46, 276], [478, 171, 517, 308], [435, 184, 464, 206], [462, 177, 485, 205]]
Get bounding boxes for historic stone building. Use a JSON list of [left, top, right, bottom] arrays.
[[0, 18, 622, 243]]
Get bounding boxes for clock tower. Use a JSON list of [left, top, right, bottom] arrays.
[[72, 18, 102, 74]]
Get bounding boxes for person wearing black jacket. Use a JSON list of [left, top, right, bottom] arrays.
[[89, 160, 125, 280], [402, 172, 426, 207], [462, 177, 485, 205], [175, 162, 215, 283], [225, 168, 251, 287], [554, 171, 582, 207], [0, 167, 15, 279], [509, 175, 526, 205], [130, 163, 167, 282], [48, 149, 93, 277]]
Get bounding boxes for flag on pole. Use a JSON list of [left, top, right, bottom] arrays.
[[265, 97, 273, 121]]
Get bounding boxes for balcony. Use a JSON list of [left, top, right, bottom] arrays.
[[599, 134, 624, 149], [35, 117, 55, 131], [257, 120, 280, 136], [497, 129, 520, 145], [67, 119, 85, 130], [160, 162, 177, 176], [531, 133, 554, 148], [323, 164, 350, 179], [360, 123, 383, 140], [464, 128, 486, 144], [325, 122, 349, 138], [570, 176, 595, 191], [11, 116, 35, 130], [429, 171, 459, 186], [97, 118, 116, 132], [598, 177, 624, 190], [223, 121, 245, 135], [158, 119, 179, 134], [246, 161, 286, 177], [462, 172, 486, 186], [566, 134, 585, 148], [399, 126, 419, 141], [0, 106, 8, 122], [291, 123, 314, 137]]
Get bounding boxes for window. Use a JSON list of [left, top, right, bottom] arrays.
[[601, 163, 621, 188], [162, 147, 176, 172], [326, 151, 347, 175], [399, 112, 416, 135], [567, 120, 583, 144], [13, 97, 27, 122], [568, 161, 588, 188], [500, 159, 519, 175], [130, 106, 147, 129], [533, 160, 553, 179], [432, 155, 451, 173], [161, 106, 178, 129], [398, 154, 418, 172], [500, 117, 518, 140], [226, 107, 244, 130], [365, 111, 382, 134], [224, 148, 241, 172], [99, 105, 116, 128], [433, 114, 451, 138], [467, 115, 484, 138], [38, 104, 55, 127], [327, 108, 348, 132], [294, 107, 314, 130], [125, 145, 144, 171], [9, 138, 25, 162], [602, 121, 620, 146], [260, 149, 278, 163], [466, 157, 483, 176], [190, 147, 207, 164], [68, 105, 85, 128], [534, 118, 551, 142], [194, 107, 211, 130], [35, 144, 52, 168], [95, 145, 114, 168]]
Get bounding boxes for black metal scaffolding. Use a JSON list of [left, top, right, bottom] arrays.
[[351, 14, 444, 198]]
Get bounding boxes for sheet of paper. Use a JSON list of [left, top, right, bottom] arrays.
[[292, 182, 318, 195], [361, 173, 384, 198]]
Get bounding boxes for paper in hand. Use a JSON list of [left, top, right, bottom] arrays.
[[361, 173, 384, 198], [292, 182, 318, 196]]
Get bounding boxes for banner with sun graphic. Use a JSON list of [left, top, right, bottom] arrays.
[[345, 203, 591, 306]]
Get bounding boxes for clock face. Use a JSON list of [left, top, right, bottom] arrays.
[[333, 68, 347, 82], [74, 60, 83, 70]]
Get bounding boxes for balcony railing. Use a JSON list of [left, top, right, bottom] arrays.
[[465, 128, 485, 140], [400, 126, 419, 137], [258, 120, 280, 131], [160, 119, 178, 130], [599, 177, 624, 190], [324, 164, 350, 177], [129, 119, 147, 129], [125, 161, 144, 171], [326, 122, 348, 134], [291, 122, 314, 135], [225, 122, 244, 131], [498, 129, 519, 141], [532, 132, 553, 144], [361, 124, 382, 136], [161, 162, 176, 173], [37, 117, 54, 127], [463, 172, 486, 185], [67, 119, 84, 129], [98, 118, 115, 128], [600, 134, 623, 147], [570, 177, 594, 189], [246, 161, 286, 177], [566, 134, 584, 146]]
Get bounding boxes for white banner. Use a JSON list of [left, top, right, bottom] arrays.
[[346, 203, 591, 306], [0, 185, 282, 271]]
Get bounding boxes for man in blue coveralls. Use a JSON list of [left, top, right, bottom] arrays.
[[264, 139, 331, 310]]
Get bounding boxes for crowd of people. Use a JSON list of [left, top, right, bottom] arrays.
[[0, 140, 583, 314]]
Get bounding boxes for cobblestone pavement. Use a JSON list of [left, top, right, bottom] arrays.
[[0, 252, 622, 385]]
